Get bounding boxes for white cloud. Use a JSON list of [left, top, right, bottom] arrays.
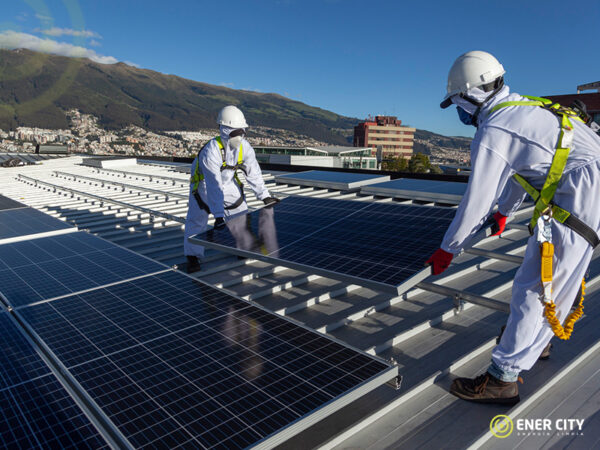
[[89, 39, 101, 47], [0, 31, 119, 64], [37, 27, 101, 39], [35, 13, 52, 23], [220, 82, 234, 88], [124, 61, 140, 68]]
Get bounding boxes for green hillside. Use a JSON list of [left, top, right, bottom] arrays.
[[0, 49, 357, 144]]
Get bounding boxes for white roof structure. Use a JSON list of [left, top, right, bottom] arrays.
[[1, 154, 599, 448]]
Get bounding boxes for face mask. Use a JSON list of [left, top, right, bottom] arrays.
[[228, 136, 243, 150], [457, 106, 474, 126]]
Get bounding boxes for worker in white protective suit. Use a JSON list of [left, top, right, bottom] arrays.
[[426, 51, 600, 405], [184, 106, 279, 272]]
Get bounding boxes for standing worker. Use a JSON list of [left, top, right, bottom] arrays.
[[184, 105, 279, 273], [426, 51, 600, 405]]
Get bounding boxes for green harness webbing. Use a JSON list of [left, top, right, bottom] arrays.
[[489, 96, 599, 248], [490, 96, 583, 228], [190, 136, 245, 213]]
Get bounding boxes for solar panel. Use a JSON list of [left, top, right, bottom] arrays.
[[190, 196, 457, 293], [0, 312, 108, 448], [274, 170, 390, 190], [360, 178, 468, 204], [0, 207, 76, 245], [0, 232, 169, 308], [0, 194, 26, 211], [17, 270, 396, 449]]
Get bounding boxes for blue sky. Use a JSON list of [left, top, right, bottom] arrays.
[[1, 0, 599, 137]]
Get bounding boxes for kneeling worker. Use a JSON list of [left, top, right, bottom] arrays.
[[426, 51, 600, 404], [184, 105, 279, 272]]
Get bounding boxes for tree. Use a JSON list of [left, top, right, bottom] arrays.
[[408, 153, 436, 173], [382, 156, 408, 171], [429, 164, 443, 174]]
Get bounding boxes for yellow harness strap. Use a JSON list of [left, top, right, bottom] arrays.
[[491, 96, 587, 340], [190, 136, 244, 191], [490, 96, 583, 230]]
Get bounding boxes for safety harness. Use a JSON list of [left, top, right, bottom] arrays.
[[189, 136, 246, 213], [490, 96, 596, 339]]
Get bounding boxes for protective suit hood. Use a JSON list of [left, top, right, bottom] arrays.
[[452, 85, 511, 124]]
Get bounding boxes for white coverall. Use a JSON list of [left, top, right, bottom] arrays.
[[184, 128, 271, 258], [441, 85, 600, 375]]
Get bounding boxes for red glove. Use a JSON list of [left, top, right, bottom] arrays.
[[425, 248, 454, 275], [490, 211, 507, 236]]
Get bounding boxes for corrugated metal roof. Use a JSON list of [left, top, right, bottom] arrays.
[[1, 155, 599, 449]]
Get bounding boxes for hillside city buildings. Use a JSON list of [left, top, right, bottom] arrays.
[[0, 109, 473, 168], [0, 110, 333, 159]]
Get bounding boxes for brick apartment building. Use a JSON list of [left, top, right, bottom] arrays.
[[353, 115, 415, 158]]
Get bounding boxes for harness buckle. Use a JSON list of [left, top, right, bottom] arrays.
[[537, 214, 553, 244]]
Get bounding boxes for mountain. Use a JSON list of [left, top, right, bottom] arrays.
[[0, 49, 356, 144]]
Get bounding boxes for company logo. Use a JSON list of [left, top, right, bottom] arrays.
[[490, 415, 514, 438], [490, 416, 585, 438]]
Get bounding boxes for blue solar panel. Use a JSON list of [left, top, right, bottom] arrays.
[[0, 207, 74, 243], [0, 312, 108, 448], [275, 170, 389, 190], [191, 196, 456, 293], [0, 232, 168, 308], [18, 270, 395, 449], [0, 194, 26, 211], [361, 178, 467, 203]]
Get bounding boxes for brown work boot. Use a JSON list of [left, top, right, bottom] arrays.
[[450, 372, 520, 405]]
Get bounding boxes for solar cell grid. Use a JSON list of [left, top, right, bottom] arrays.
[[0, 313, 108, 448], [0, 312, 51, 389], [0, 232, 168, 307], [19, 270, 394, 449], [0, 194, 26, 211], [360, 178, 467, 203], [0, 207, 74, 243], [192, 196, 456, 293]]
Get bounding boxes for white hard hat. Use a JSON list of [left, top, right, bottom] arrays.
[[440, 51, 505, 108], [217, 105, 248, 128]]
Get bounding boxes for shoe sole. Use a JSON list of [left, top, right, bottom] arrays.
[[450, 390, 520, 405]]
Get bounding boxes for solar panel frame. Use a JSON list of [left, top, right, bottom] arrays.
[[0, 231, 171, 308], [0, 311, 113, 449], [360, 178, 468, 204], [0, 194, 27, 211], [16, 270, 397, 449], [190, 196, 463, 294], [0, 207, 77, 245], [274, 170, 390, 191]]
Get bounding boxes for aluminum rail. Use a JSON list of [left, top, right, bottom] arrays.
[[416, 281, 511, 313], [18, 174, 186, 224], [92, 167, 188, 185], [464, 248, 524, 264], [52, 171, 187, 201]]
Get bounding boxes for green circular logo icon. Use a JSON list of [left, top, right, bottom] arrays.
[[490, 414, 514, 438]]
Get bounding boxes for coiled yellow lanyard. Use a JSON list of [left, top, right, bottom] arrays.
[[539, 215, 585, 340]]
